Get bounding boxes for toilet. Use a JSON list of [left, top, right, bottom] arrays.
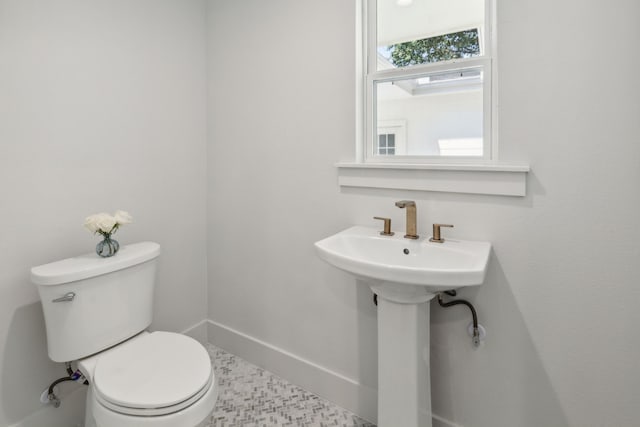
[[31, 242, 218, 427]]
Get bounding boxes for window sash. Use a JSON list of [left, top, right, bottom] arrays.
[[362, 0, 494, 164], [366, 0, 492, 73]]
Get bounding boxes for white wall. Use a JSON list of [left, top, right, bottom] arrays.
[[207, 1, 640, 426], [0, 1, 208, 425], [207, 0, 379, 416], [378, 89, 483, 155]]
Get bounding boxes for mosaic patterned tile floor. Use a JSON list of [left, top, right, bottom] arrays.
[[204, 344, 376, 427]]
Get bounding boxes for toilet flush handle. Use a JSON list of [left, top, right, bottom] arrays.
[[52, 292, 75, 303]]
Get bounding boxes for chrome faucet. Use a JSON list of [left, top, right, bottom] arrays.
[[395, 200, 418, 239]]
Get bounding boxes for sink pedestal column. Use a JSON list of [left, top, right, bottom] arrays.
[[374, 285, 436, 427]]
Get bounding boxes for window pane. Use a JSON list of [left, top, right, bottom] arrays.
[[375, 69, 483, 156], [376, 0, 485, 71], [376, 133, 398, 154], [379, 134, 386, 149], [387, 134, 395, 147]]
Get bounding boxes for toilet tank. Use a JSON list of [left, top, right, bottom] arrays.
[[31, 242, 160, 362]]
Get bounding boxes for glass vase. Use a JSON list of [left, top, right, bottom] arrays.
[[96, 234, 120, 258]]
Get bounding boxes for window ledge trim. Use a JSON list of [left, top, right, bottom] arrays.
[[336, 162, 529, 172], [336, 162, 530, 197]]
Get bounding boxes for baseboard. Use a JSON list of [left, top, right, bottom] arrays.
[[433, 413, 464, 427], [205, 318, 464, 427], [181, 319, 209, 345], [9, 386, 86, 427], [10, 319, 460, 427], [206, 319, 378, 424]]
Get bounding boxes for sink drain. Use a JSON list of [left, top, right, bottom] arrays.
[[403, 248, 410, 255]]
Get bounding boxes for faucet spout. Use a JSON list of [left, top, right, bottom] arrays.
[[394, 200, 415, 208], [395, 200, 418, 239]]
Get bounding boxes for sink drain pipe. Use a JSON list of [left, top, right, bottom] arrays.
[[437, 290, 480, 347]]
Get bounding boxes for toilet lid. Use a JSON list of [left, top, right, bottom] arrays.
[[93, 331, 212, 414]]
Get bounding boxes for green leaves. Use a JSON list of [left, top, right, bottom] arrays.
[[388, 29, 480, 67]]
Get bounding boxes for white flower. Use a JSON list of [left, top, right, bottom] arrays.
[[84, 210, 133, 235], [96, 214, 117, 233], [114, 210, 133, 225], [83, 214, 101, 233], [83, 212, 115, 234]]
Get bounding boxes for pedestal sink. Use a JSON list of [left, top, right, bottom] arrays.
[[314, 226, 491, 427]]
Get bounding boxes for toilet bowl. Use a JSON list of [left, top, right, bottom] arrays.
[[81, 331, 218, 427], [31, 242, 218, 426]]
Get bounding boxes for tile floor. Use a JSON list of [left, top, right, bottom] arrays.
[[204, 344, 375, 427]]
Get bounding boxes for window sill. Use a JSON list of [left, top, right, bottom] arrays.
[[336, 162, 530, 196]]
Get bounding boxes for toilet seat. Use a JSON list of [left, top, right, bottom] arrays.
[[95, 371, 213, 417], [92, 331, 213, 417]]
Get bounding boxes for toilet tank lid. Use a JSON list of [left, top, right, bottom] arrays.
[[31, 241, 160, 286]]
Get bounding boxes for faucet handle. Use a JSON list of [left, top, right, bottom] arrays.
[[429, 224, 454, 243], [373, 217, 394, 236]]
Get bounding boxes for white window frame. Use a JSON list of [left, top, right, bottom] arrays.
[[361, 0, 496, 165]]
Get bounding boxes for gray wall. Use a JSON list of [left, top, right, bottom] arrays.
[[0, 1, 208, 425], [207, 1, 640, 426]]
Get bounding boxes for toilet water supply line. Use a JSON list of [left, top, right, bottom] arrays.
[[46, 362, 89, 408], [373, 290, 482, 347]]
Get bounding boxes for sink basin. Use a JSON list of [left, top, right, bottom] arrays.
[[315, 226, 491, 301], [314, 225, 491, 427]]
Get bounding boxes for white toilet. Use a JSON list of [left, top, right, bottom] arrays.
[[31, 242, 218, 427]]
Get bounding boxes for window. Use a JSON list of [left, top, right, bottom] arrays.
[[362, 0, 494, 163], [377, 119, 407, 155], [378, 134, 396, 155]]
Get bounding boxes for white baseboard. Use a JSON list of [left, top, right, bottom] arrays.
[[20, 318, 458, 427], [206, 319, 378, 424], [433, 413, 464, 427], [181, 319, 209, 345], [205, 318, 464, 427]]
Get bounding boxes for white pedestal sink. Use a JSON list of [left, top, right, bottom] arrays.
[[315, 226, 491, 427]]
